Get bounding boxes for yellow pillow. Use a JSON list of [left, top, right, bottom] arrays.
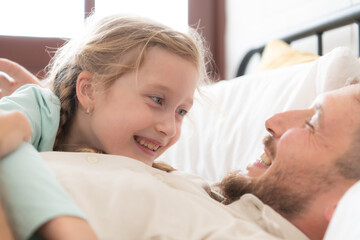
[[257, 40, 319, 71]]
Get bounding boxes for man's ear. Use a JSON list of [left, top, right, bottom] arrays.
[[324, 203, 337, 222], [76, 71, 95, 112]]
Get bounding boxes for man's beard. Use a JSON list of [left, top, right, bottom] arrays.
[[218, 135, 339, 220], [219, 165, 339, 220], [219, 168, 309, 220]]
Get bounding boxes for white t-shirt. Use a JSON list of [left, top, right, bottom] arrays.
[[42, 151, 309, 240]]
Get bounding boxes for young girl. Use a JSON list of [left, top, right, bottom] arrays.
[[0, 13, 210, 239]]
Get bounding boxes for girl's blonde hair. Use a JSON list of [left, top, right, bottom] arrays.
[[44, 14, 211, 170]]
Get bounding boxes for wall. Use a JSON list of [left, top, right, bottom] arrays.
[[225, 0, 360, 79]]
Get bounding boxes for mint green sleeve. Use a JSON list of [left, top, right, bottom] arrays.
[[0, 84, 60, 151], [0, 142, 85, 240], [0, 85, 85, 240]]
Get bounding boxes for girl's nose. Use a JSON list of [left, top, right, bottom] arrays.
[[155, 112, 177, 138]]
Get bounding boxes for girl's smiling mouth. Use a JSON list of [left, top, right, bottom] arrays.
[[134, 136, 162, 152]]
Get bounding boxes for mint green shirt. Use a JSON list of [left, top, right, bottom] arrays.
[[0, 84, 85, 240]]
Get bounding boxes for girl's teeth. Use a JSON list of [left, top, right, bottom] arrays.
[[137, 138, 158, 151]]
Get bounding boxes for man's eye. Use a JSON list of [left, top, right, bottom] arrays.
[[150, 96, 163, 105], [305, 120, 315, 132], [176, 109, 188, 116]]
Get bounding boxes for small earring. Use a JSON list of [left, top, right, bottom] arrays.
[[86, 106, 90, 114]]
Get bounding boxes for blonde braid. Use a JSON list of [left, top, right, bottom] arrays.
[[52, 66, 82, 151]]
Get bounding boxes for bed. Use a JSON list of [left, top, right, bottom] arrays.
[[3, 4, 360, 240]]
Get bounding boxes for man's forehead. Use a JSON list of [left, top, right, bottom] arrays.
[[307, 85, 360, 127], [328, 85, 360, 121], [339, 84, 360, 106], [312, 84, 360, 105]]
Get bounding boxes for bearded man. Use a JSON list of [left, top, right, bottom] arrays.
[[219, 83, 360, 240]]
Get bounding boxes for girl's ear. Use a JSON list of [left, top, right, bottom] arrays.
[[76, 71, 95, 112]]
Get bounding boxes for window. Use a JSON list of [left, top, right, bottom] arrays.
[[0, 0, 84, 38], [0, 0, 188, 38], [95, 0, 188, 32], [0, 0, 200, 78]]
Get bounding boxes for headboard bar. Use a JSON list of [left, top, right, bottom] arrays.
[[316, 32, 323, 56], [357, 21, 360, 56], [236, 4, 360, 77]]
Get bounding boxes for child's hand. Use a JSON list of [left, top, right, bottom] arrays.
[[0, 110, 31, 159], [0, 58, 42, 99]]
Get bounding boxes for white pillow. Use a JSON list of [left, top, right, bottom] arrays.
[[159, 47, 360, 182], [324, 180, 360, 240]]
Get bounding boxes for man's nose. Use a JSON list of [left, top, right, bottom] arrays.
[[265, 109, 313, 138]]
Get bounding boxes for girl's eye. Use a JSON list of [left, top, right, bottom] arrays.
[[150, 96, 163, 105], [176, 109, 188, 116], [305, 120, 315, 132]]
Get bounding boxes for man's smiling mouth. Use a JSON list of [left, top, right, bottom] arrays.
[[260, 152, 272, 166]]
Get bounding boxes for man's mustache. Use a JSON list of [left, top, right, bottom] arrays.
[[262, 135, 276, 160]]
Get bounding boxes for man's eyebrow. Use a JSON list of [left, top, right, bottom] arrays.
[[354, 87, 360, 104], [315, 103, 324, 127]]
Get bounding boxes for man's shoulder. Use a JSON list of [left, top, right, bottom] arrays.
[[227, 194, 310, 240]]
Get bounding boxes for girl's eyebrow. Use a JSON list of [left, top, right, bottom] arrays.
[[148, 84, 173, 94]]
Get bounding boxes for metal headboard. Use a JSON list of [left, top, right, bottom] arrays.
[[236, 4, 360, 77]]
